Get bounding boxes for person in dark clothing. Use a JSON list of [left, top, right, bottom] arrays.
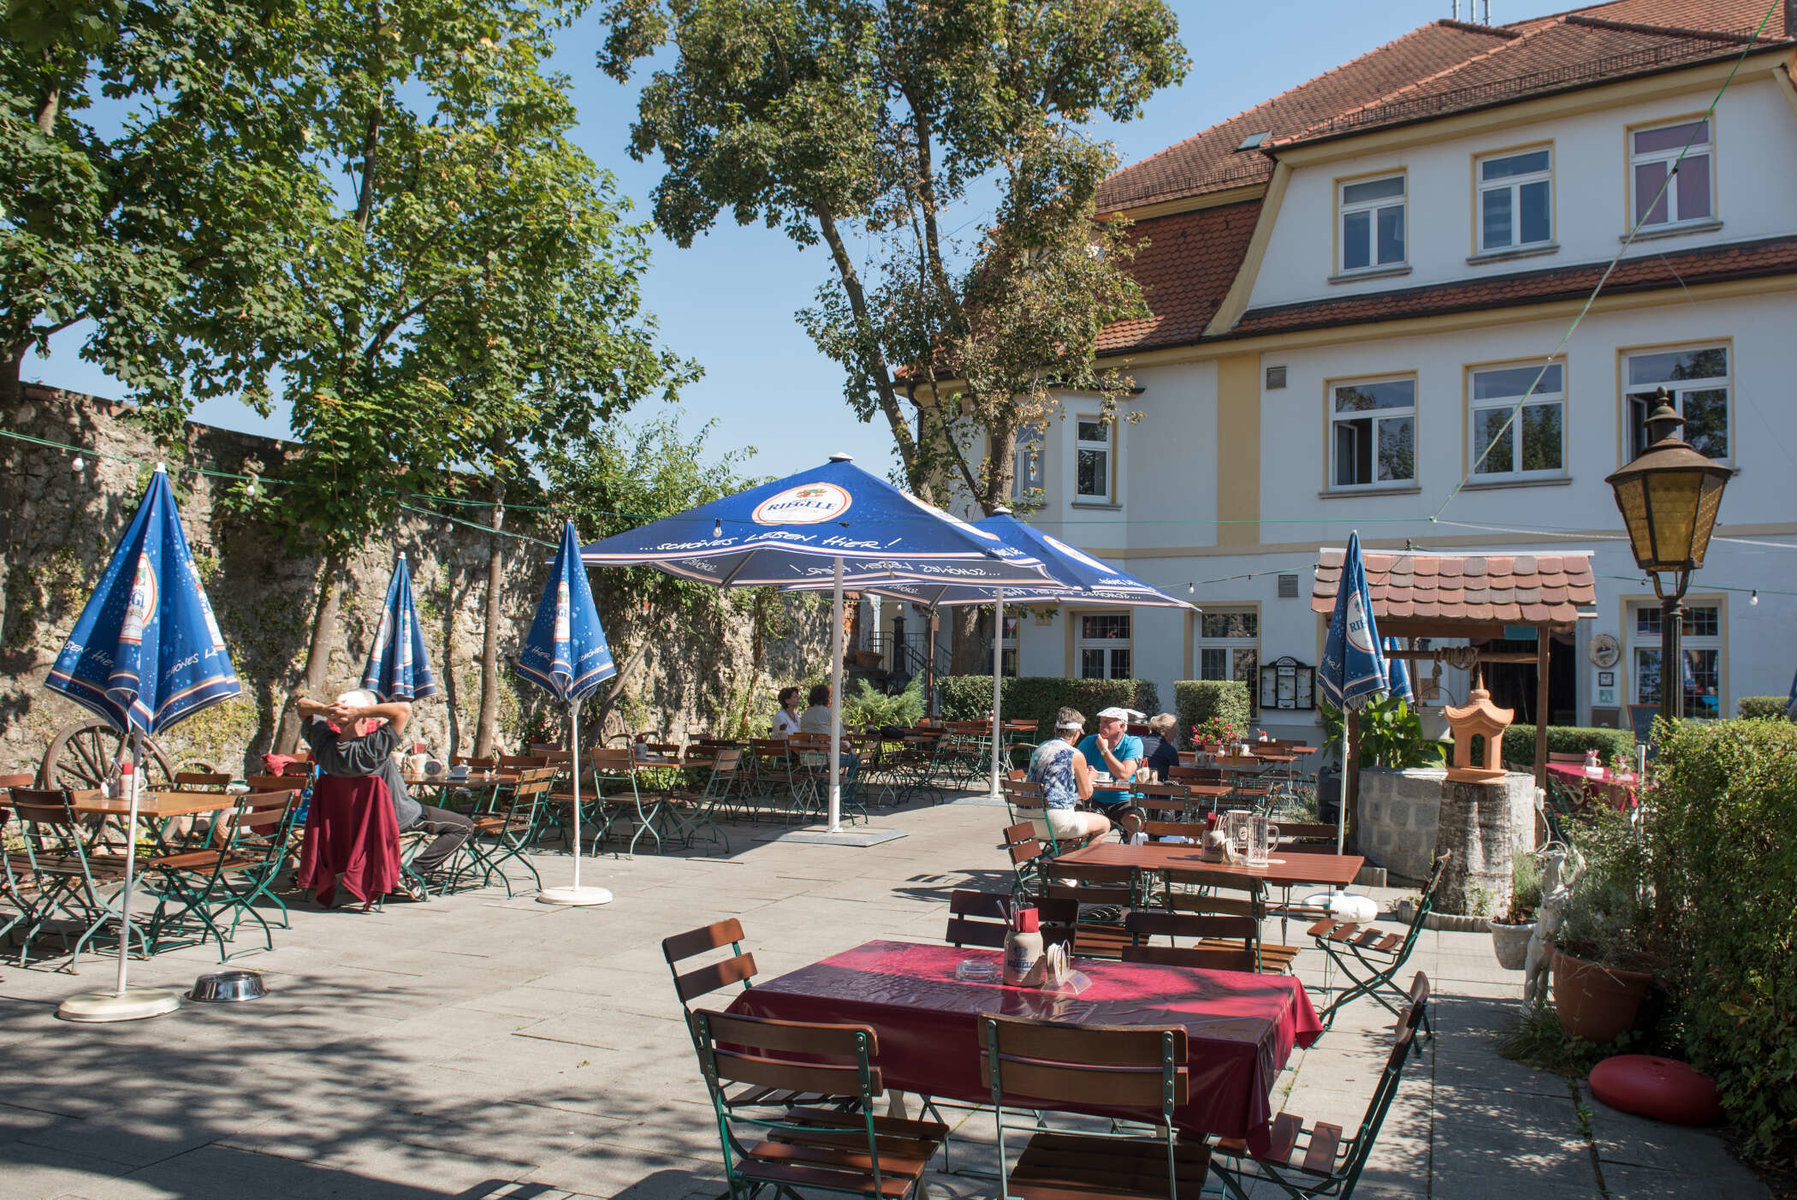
[[1139, 713, 1183, 782], [295, 689, 472, 900]]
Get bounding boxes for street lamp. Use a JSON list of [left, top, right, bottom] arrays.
[[1604, 388, 1732, 723]]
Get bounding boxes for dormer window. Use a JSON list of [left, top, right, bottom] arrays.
[[1338, 174, 1406, 273]]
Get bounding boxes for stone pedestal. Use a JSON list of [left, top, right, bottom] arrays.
[[1434, 778, 1514, 917]]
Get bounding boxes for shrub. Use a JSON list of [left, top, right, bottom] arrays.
[[1320, 698, 1445, 768], [1500, 723, 1633, 769], [1648, 718, 1797, 1164], [1174, 681, 1251, 740], [937, 676, 1157, 739], [843, 675, 924, 729], [1736, 696, 1789, 720]]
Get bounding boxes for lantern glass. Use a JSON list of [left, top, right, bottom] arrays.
[[1689, 471, 1726, 567], [1643, 470, 1702, 568]]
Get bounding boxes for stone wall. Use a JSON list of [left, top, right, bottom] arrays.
[[0, 386, 830, 780], [1356, 766, 1536, 883]]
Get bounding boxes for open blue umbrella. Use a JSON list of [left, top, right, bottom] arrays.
[[784, 509, 1195, 798], [581, 456, 1051, 834], [360, 555, 437, 702], [45, 464, 241, 1021], [518, 521, 617, 906], [1384, 637, 1413, 706], [1319, 532, 1390, 853]]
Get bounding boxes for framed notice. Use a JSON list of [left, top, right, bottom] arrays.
[[1259, 657, 1316, 711]]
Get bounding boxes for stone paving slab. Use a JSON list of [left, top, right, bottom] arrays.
[[0, 798, 1765, 1199]]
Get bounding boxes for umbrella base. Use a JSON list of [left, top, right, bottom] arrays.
[[57, 988, 182, 1023], [536, 885, 613, 907], [754, 825, 908, 848]]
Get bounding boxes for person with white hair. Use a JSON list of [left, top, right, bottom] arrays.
[[1021, 707, 1108, 848], [294, 688, 472, 899]]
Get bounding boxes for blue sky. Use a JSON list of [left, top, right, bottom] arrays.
[[27, 0, 1461, 479]]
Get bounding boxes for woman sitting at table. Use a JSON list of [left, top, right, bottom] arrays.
[[1022, 708, 1108, 848], [1138, 713, 1183, 782], [771, 686, 803, 740]]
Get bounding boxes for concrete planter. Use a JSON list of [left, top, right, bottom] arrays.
[[1488, 919, 1535, 970]]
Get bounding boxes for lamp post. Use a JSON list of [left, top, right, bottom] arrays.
[[1604, 388, 1731, 724]]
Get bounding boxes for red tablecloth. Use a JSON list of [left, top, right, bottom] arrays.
[[296, 774, 400, 906], [729, 939, 1320, 1151], [1545, 763, 1639, 811]]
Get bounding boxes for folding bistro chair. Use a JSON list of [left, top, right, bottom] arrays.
[[982, 1014, 1209, 1200], [1000, 821, 1056, 897], [0, 774, 42, 952], [464, 766, 556, 895], [7, 788, 129, 970], [147, 788, 300, 958], [1311, 853, 1449, 1034], [663, 747, 738, 852], [585, 747, 664, 856], [690, 1010, 947, 1200], [1160, 867, 1302, 973], [1210, 974, 1430, 1200]]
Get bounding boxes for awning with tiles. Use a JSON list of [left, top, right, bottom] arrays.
[[1311, 549, 1598, 636]]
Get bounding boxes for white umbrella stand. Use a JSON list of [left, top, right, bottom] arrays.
[[58, 730, 184, 1022], [538, 699, 612, 906]]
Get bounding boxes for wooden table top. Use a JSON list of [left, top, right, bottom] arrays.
[[51, 789, 242, 818], [1056, 841, 1365, 888], [403, 773, 521, 787]]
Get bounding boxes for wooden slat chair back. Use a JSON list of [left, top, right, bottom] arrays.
[[244, 774, 303, 792], [1040, 860, 1137, 960], [1311, 854, 1449, 1034], [498, 753, 549, 770], [173, 771, 231, 792], [664, 749, 738, 851], [0, 775, 42, 951], [1170, 764, 1225, 785], [1000, 821, 1053, 893], [690, 1010, 947, 1200], [461, 766, 556, 895], [1123, 909, 1261, 973], [981, 1015, 1208, 1200], [1211, 974, 1430, 1200], [1134, 781, 1192, 818], [1142, 819, 1207, 842], [1001, 777, 1046, 829], [1160, 867, 1301, 973], [1546, 751, 1586, 763]]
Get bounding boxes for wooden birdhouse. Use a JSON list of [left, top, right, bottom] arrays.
[[1444, 671, 1514, 782]]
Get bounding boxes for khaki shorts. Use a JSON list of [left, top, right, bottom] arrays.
[[1016, 807, 1097, 842]]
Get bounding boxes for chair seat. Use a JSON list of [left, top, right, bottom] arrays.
[[470, 814, 530, 835], [1194, 938, 1303, 972], [147, 849, 226, 871], [1009, 1130, 1211, 1200], [1214, 1112, 1343, 1177], [739, 1124, 937, 1199], [1309, 918, 1404, 956]]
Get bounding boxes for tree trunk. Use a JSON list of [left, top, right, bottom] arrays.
[[0, 351, 21, 412], [474, 482, 504, 756], [949, 607, 984, 675], [273, 551, 347, 752]]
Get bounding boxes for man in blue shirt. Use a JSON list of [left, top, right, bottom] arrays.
[[1078, 707, 1146, 839]]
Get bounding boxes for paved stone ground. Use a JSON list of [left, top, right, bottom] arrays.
[[0, 797, 1766, 1200]]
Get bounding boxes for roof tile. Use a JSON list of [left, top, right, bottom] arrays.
[[1311, 550, 1597, 627]]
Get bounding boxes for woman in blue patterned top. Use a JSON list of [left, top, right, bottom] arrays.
[[1022, 707, 1108, 847]]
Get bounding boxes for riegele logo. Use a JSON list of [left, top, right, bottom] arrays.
[[1346, 591, 1376, 653], [752, 482, 853, 525], [120, 553, 158, 645]]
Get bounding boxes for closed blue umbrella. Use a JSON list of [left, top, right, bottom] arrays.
[[359, 555, 438, 702], [1384, 637, 1413, 706], [581, 455, 1051, 833], [1787, 664, 1796, 722], [518, 521, 617, 906], [1319, 532, 1390, 853], [45, 464, 241, 1021]]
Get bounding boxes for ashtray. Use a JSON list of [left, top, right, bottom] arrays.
[[954, 960, 1000, 983]]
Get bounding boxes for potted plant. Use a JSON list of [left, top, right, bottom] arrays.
[[1489, 853, 1541, 970], [1550, 805, 1658, 1042], [1192, 715, 1242, 754]]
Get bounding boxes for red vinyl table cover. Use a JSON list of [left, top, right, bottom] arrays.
[[729, 939, 1321, 1151]]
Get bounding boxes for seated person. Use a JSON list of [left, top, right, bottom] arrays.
[[1022, 707, 1108, 848], [795, 683, 859, 780], [772, 686, 803, 740], [1078, 706, 1146, 839], [295, 689, 473, 901], [1138, 713, 1183, 782]]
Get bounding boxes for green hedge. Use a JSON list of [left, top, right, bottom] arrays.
[[1737, 696, 1790, 720], [1649, 719, 1797, 1163], [1174, 680, 1252, 739], [937, 676, 1159, 739], [1500, 723, 1634, 769]]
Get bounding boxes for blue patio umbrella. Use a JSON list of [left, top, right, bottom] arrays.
[[580, 456, 1051, 834], [45, 464, 241, 1021], [359, 554, 438, 702], [784, 509, 1195, 798], [1319, 532, 1391, 853], [1384, 637, 1413, 706], [1786, 664, 1797, 722], [517, 521, 617, 906]]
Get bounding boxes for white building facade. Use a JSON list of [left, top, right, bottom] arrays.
[[918, 2, 1797, 740]]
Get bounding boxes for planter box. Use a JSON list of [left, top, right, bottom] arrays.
[[1489, 919, 1534, 970]]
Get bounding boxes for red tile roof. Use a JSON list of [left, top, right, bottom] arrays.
[[1221, 234, 1797, 338], [1311, 550, 1598, 627], [1097, 201, 1263, 354], [1096, 0, 1793, 215]]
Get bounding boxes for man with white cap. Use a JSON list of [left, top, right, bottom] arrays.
[[1078, 707, 1147, 840], [294, 688, 472, 899]]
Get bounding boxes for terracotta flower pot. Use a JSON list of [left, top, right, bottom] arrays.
[[1488, 919, 1534, 971], [1552, 947, 1652, 1044]]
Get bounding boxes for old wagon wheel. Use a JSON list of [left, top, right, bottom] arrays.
[[39, 721, 174, 792]]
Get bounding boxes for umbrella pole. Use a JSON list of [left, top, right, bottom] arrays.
[[1336, 718, 1350, 855], [57, 728, 180, 1021], [829, 557, 844, 833], [989, 591, 1004, 802], [536, 696, 611, 906]]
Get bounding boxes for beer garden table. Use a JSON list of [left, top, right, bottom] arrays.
[[1056, 842, 1365, 890]]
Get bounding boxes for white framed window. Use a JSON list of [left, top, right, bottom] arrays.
[[1339, 175, 1406, 272], [1077, 612, 1131, 680], [1330, 377, 1416, 488], [1630, 119, 1713, 229], [1074, 416, 1113, 503], [1625, 345, 1728, 460], [1470, 362, 1565, 479], [1478, 147, 1552, 252], [1199, 609, 1259, 713], [1013, 426, 1045, 504], [1629, 602, 1721, 719]]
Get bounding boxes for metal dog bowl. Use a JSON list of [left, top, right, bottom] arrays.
[[188, 970, 269, 1003]]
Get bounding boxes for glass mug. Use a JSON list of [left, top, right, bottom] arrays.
[[1246, 816, 1279, 866]]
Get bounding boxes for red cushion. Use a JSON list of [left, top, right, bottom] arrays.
[[1589, 1055, 1723, 1125]]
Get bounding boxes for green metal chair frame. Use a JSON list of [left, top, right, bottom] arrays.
[[7, 788, 130, 970], [1312, 854, 1449, 1035], [1210, 974, 1430, 1200], [663, 748, 738, 852], [464, 766, 556, 895], [587, 748, 664, 856], [147, 787, 300, 958]]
